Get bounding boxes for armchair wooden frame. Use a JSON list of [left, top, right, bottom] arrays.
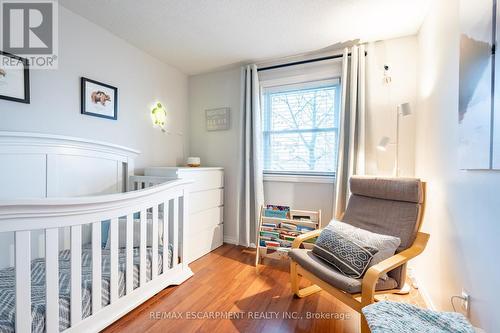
[[289, 183, 429, 333]]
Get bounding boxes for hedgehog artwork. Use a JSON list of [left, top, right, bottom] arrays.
[[91, 90, 111, 106]]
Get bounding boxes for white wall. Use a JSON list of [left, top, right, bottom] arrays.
[[189, 68, 242, 244], [414, 0, 500, 331], [0, 6, 189, 172], [264, 181, 334, 225], [365, 37, 418, 177], [188, 36, 418, 243], [188, 67, 338, 242]]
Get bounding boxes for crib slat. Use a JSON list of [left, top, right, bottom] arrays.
[[181, 190, 189, 264], [139, 209, 147, 286], [110, 218, 119, 302], [92, 222, 102, 313], [45, 228, 59, 332], [70, 225, 82, 325], [125, 214, 133, 294], [162, 201, 169, 272], [152, 205, 159, 278], [172, 197, 179, 268], [15, 231, 31, 333]]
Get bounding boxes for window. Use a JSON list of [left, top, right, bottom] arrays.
[[262, 79, 340, 176]]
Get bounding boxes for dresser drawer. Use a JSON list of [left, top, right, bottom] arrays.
[[179, 169, 223, 192], [190, 188, 223, 214], [145, 167, 224, 192], [187, 224, 223, 262], [190, 206, 223, 230]]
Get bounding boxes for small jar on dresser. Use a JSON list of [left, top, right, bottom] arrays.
[[144, 167, 224, 263]]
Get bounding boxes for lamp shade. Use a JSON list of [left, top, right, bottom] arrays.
[[398, 102, 411, 116], [377, 136, 390, 151]]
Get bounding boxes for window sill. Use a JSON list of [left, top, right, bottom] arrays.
[[263, 173, 335, 184]]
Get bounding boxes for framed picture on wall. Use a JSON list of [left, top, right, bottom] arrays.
[[81, 77, 118, 120], [0, 51, 30, 104], [206, 107, 230, 131], [458, 0, 500, 169]]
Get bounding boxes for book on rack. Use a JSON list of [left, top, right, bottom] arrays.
[[296, 225, 315, 232], [256, 205, 321, 266], [278, 239, 293, 248], [264, 204, 290, 219], [280, 222, 315, 233], [280, 234, 296, 242], [259, 230, 280, 239], [280, 222, 297, 231], [263, 240, 280, 248], [280, 230, 300, 238]]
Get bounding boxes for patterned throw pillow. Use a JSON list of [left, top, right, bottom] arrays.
[[313, 228, 378, 278], [325, 221, 402, 280]]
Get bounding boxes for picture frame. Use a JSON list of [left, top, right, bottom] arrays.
[[81, 77, 118, 120], [205, 107, 230, 131], [458, 0, 500, 170], [0, 51, 30, 104]]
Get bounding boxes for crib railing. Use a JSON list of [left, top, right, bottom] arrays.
[[129, 175, 173, 191], [0, 178, 191, 333]]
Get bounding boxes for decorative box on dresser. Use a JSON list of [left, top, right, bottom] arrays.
[[144, 167, 224, 263]]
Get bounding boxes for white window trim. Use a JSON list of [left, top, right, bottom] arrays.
[[263, 173, 335, 184], [261, 78, 340, 176]]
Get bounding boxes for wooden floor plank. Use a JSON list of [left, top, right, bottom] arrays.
[[103, 244, 425, 333]]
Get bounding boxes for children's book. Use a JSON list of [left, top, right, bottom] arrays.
[[296, 225, 315, 232], [259, 230, 280, 239], [280, 222, 297, 231], [264, 204, 290, 219]]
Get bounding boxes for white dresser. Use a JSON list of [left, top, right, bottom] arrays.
[[144, 167, 224, 263]]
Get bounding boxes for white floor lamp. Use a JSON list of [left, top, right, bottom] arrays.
[[377, 102, 412, 177], [376, 103, 413, 295]]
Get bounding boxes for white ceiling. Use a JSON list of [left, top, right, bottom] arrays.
[[60, 0, 430, 75]]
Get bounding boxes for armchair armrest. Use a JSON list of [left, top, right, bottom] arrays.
[[360, 232, 430, 306], [292, 229, 322, 249]]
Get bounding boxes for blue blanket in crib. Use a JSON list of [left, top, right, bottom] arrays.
[[0, 245, 171, 333]]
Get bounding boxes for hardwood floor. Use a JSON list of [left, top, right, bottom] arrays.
[[103, 244, 425, 333]]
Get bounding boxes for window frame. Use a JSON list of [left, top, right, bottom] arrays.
[[261, 77, 341, 178]]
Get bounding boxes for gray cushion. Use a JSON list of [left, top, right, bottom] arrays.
[[312, 226, 378, 278], [289, 249, 398, 294], [343, 195, 419, 251], [343, 177, 423, 288], [350, 176, 423, 203], [323, 221, 401, 280]]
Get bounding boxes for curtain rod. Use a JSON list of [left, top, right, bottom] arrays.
[[257, 51, 367, 72]]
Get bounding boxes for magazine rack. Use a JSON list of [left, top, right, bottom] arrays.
[[255, 205, 321, 267]]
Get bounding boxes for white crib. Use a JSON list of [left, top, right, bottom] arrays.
[[0, 132, 193, 333]]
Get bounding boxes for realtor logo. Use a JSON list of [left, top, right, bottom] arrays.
[[0, 0, 58, 69]]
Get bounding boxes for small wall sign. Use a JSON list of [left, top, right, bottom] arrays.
[[206, 107, 230, 131]]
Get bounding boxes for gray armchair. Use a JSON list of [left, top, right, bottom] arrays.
[[289, 176, 429, 333]]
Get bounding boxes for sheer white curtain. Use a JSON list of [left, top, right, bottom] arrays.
[[334, 45, 366, 219], [236, 64, 265, 247]]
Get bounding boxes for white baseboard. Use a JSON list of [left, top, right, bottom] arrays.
[[418, 283, 437, 311], [410, 267, 436, 310], [222, 236, 257, 249], [223, 236, 238, 245]]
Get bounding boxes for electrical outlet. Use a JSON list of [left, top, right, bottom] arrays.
[[461, 290, 470, 311]]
